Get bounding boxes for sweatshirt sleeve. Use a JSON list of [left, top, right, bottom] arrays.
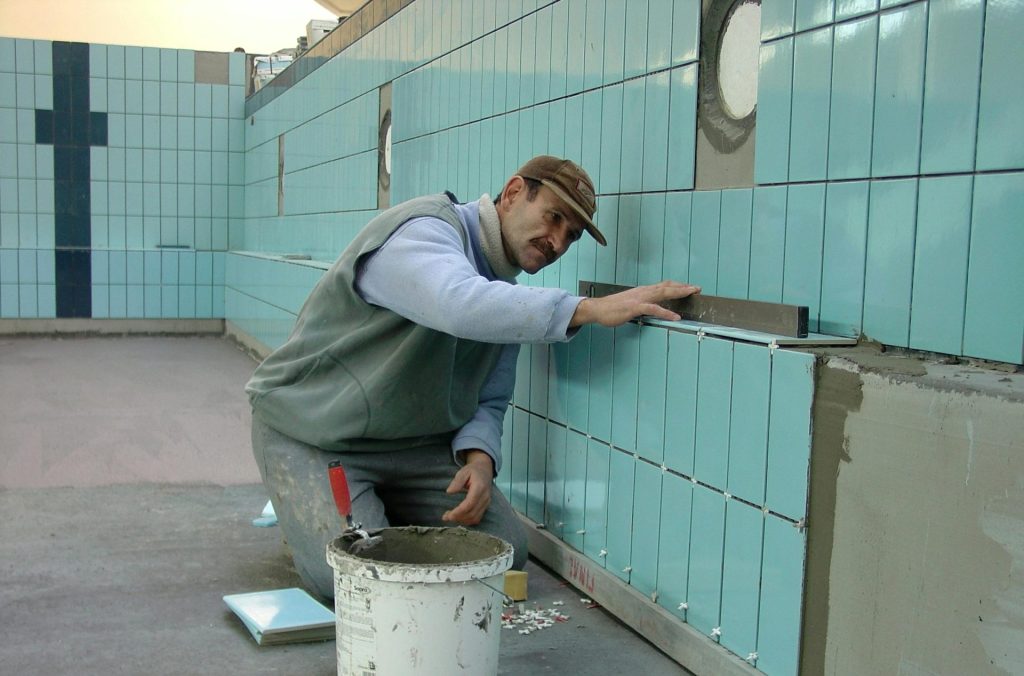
[[356, 217, 583, 344], [451, 342, 519, 473]]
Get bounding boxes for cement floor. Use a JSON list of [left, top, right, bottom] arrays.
[[0, 334, 690, 675]]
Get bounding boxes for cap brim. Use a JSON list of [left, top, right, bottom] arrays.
[[539, 179, 608, 247]]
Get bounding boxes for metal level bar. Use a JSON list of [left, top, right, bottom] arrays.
[[578, 281, 809, 338]]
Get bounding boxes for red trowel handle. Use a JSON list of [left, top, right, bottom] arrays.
[[328, 461, 354, 528]]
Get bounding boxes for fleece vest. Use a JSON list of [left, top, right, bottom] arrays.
[[246, 194, 505, 451]]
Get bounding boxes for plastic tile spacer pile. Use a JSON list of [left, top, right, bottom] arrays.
[[501, 600, 571, 634]]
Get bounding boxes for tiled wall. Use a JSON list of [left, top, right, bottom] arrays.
[[0, 38, 245, 319], [224, 0, 1023, 672]]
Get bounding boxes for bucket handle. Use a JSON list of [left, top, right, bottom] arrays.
[[472, 575, 514, 605]]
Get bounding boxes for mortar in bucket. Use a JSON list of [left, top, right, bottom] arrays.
[[327, 526, 514, 675]]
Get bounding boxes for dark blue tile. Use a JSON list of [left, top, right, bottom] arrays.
[[70, 76, 89, 116], [89, 111, 108, 147], [52, 74, 72, 112], [35, 109, 54, 144]]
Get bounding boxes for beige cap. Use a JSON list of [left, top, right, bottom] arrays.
[[516, 155, 606, 246]]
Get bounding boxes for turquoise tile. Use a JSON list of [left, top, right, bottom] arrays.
[[909, 175, 973, 355], [620, 77, 646, 193], [588, 325, 614, 442], [835, 0, 877, 20], [584, 438, 610, 565], [642, 71, 670, 191], [0, 40, 13, 72], [527, 412, 548, 522], [548, 341, 569, 426], [762, 0, 796, 40], [514, 342, 530, 407], [689, 190, 721, 294], [755, 38, 794, 185], [720, 499, 764, 659], [623, 0, 649, 80], [566, 323, 592, 432], [765, 349, 815, 520], [594, 194, 618, 279], [871, 2, 926, 177], [606, 449, 635, 582], [749, 186, 787, 302], [510, 407, 529, 512], [976, 0, 1024, 170], [599, 84, 624, 194], [963, 172, 1024, 364], [756, 516, 806, 675], [863, 178, 917, 347], [580, 91, 602, 185], [636, 325, 668, 464], [630, 460, 663, 597], [603, 0, 626, 84], [819, 181, 869, 337], [827, 15, 877, 180], [144, 285, 161, 317], [789, 27, 833, 183], [583, 0, 606, 91], [717, 189, 752, 299], [664, 331, 699, 475], [656, 472, 693, 619], [662, 191, 692, 283], [564, 95, 583, 167], [694, 336, 733, 489], [666, 64, 697, 190], [920, 0, 983, 175], [727, 342, 771, 504], [109, 285, 126, 318], [519, 13, 537, 108], [671, 0, 700, 65], [611, 322, 641, 452], [795, 0, 834, 31], [637, 193, 666, 286], [545, 421, 567, 538], [783, 183, 826, 331], [615, 195, 640, 286], [566, 0, 586, 95], [533, 7, 552, 104], [647, 0, 673, 71], [563, 429, 588, 551], [687, 484, 726, 637]]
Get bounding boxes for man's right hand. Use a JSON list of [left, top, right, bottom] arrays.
[[569, 280, 701, 328]]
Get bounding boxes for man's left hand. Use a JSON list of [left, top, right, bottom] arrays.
[[443, 450, 494, 526]]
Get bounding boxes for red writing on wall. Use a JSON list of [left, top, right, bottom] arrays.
[[567, 555, 596, 595]]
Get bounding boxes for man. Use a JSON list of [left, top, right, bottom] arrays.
[[246, 155, 700, 598]]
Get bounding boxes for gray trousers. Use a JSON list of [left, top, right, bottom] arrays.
[[251, 415, 528, 598]]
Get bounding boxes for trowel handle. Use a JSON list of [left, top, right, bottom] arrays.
[[328, 461, 354, 527]]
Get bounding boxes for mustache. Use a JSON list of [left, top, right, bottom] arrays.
[[531, 238, 556, 263]]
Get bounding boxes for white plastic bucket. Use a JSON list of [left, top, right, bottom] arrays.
[[326, 526, 513, 676]]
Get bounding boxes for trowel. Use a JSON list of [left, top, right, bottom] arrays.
[[327, 461, 382, 555]]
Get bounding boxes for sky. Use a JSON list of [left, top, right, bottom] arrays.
[[0, 0, 343, 54]]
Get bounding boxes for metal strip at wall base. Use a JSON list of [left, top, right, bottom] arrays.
[[520, 515, 759, 676]]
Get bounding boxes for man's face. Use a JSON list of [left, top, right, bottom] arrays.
[[497, 176, 586, 274]]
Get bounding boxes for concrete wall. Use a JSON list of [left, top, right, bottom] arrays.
[[804, 350, 1024, 675]]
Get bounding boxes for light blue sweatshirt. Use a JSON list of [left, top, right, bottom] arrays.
[[356, 195, 582, 470]]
